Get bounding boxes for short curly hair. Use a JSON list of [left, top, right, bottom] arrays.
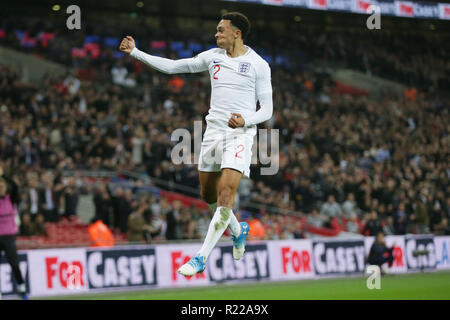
[[221, 12, 251, 40]]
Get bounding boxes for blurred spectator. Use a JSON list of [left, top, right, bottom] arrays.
[[196, 210, 212, 239], [19, 213, 34, 236], [149, 196, 161, 217], [119, 189, 134, 233], [33, 213, 48, 236], [346, 212, 361, 234], [393, 203, 408, 235], [410, 197, 430, 234], [110, 187, 124, 230], [165, 200, 182, 240], [25, 176, 41, 222], [367, 232, 395, 273], [248, 212, 266, 240], [320, 195, 342, 220], [148, 210, 164, 240], [382, 216, 395, 236], [267, 225, 280, 240], [62, 177, 79, 219], [127, 202, 153, 243], [342, 193, 358, 218], [88, 218, 115, 247], [293, 220, 305, 239], [179, 206, 196, 239], [307, 209, 326, 228], [362, 210, 383, 236], [93, 184, 112, 226], [0, 164, 28, 299], [434, 218, 450, 236], [111, 60, 136, 88], [39, 173, 58, 222]]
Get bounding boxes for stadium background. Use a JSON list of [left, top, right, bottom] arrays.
[[0, 0, 449, 299]]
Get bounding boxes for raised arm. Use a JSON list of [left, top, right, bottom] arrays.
[[119, 36, 208, 74]]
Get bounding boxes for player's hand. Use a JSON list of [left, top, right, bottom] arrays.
[[0, 163, 3, 176], [228, 113, 245, 128], [119, 36, 136, 54]]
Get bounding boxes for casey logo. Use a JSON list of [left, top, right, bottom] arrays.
[[207, 244, 269, 282], [87, 249, 157, 288], [313, 241, 366, 274]]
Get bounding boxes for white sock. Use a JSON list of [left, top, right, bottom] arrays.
[[208, 202, 241, 237], [228, 211, 242, 237], [197, 206, 232, 260]]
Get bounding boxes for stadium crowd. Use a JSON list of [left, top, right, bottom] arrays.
[[0, 14, 449, 244]]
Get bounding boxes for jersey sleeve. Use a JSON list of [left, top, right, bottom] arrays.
[[187, 50, 212, 73], [244, 62, 273, 127], [255, 62, 273, 96], [130, 48, 211, 74]]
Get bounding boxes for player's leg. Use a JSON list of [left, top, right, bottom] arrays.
[[195, 168, 243, 258], [199, 170, 220, 211], [199, 170, 242, 237], [177, 134, 250, 276], [177, 170, 241, 276], [1, 236, 28, 299], [177, 135, 223, 276], [218, 133, 254, 260]]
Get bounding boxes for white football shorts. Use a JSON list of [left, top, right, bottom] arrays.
[[198, 128, 254, 178]]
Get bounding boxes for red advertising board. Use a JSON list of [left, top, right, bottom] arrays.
[[27, 248, 88, 296], [268, 240, 315, 280], [156, 244, 210, 287]]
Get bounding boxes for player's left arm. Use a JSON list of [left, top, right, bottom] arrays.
[[229, 63, 273, 128]]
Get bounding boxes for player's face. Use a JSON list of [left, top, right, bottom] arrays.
[[215, 20, 237, 49]]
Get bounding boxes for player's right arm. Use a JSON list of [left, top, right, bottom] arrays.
[[120, 36, 208, 74]]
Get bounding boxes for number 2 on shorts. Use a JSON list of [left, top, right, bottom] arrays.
[[235, 144, 244, 159]]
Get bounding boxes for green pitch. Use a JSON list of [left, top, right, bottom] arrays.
[[41, 271, 450, 300]]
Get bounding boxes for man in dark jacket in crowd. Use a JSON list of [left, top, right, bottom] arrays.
[[368, 231, 395, 273], [363, 210, 383, 236]]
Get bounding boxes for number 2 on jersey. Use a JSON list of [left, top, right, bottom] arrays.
[[213, 64, 220, 80]]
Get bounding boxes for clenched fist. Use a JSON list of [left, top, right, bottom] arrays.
[[119, 36, 136, 54], [228, 113, 245, 128]]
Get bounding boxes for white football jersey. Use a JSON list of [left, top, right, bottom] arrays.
[[187, 46, 272, 135]]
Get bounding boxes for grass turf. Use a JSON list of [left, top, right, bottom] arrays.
[[37, 270, 450, 300]]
